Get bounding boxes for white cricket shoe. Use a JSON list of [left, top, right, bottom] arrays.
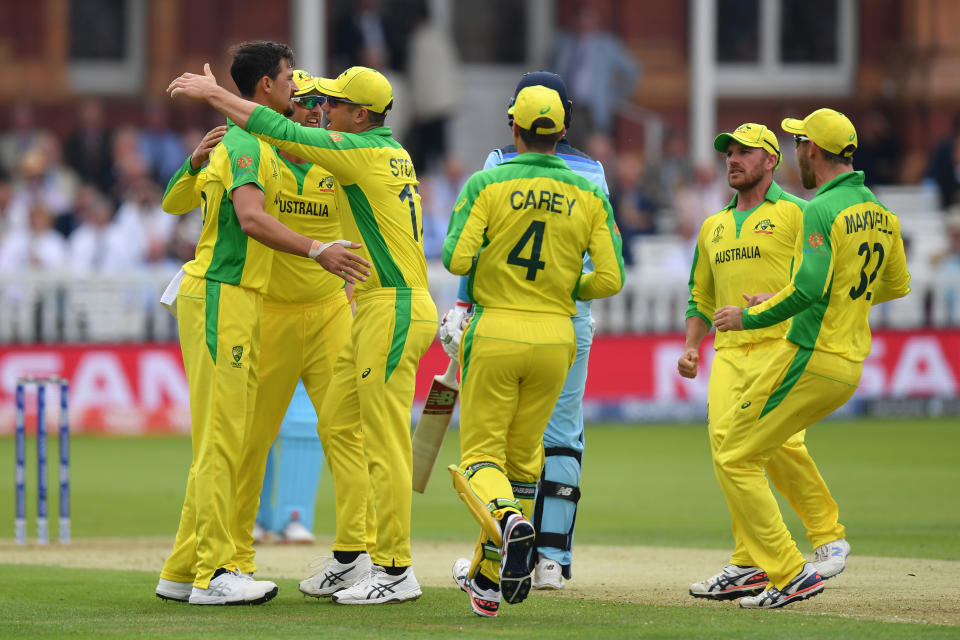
[[331, 565, 422, 605], [299, 553, 373, 598], [188, 570, 278, 605], [532, 555, 565, 590], [155, 577, 192, 602], [813, 538, 850, 579], [689, 564, 769, 600], [280, 520, 316, 544], [452, 557, 500, 617], [739, 563, 824, 609]]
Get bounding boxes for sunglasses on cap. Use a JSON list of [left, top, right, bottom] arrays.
[[794, 134, 810, 147], [292, 95, 325, 110]]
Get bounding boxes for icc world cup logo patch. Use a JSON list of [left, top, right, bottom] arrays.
[[712, 224, 724, 243]]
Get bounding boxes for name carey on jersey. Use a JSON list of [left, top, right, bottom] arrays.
[[279, 199, 329, 217], [714, 245, 761, 264]]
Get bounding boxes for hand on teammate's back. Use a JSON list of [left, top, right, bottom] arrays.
[[314, 242, 371, 284], [190, 126, 227, 170]]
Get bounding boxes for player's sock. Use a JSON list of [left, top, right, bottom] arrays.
[[475, 571, 498, 591], [334, 550, 361, 564], [382, 564, 407, 576]]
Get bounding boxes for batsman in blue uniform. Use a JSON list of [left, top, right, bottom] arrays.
[[439, 71, 607, 589]]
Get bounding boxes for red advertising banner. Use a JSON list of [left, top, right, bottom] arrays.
[[2, 329, 958, 434]]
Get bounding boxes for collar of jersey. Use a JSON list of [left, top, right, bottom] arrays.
[[503, 152, 568, 169], [815, 170, 864, 197], [725, 179, 784, 210]]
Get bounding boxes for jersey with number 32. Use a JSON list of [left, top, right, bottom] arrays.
[[743, 171, 911, 362], [442, 153, 624, 316]]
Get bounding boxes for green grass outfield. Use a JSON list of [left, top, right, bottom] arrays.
[[2, 417, 958, 638]]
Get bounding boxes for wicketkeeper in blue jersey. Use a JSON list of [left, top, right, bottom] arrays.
[[440, 71, 609, 590]]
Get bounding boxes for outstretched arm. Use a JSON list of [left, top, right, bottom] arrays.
[[168, 64, 257, 128]]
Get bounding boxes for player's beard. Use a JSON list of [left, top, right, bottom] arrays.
[[798, 152, 817, 189], [727, 163, 764, 192], [283, 105, 294, 118]]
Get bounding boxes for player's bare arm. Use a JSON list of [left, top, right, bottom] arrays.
[[678, 316, 710, 379], [713, 305, 744, 332], [190, 125, 227, 171], [168, 63, 257, 128], [233, 184, 371, 283]]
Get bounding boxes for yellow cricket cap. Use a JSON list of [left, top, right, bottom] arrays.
[[508, 85, 565, 135], [714, 123, 781, 168], [781, 108, 858, 157], [314, 66, 393, 114], [292, 69, 318, 96]]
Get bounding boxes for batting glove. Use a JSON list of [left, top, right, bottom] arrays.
[[439, 301, 472, 362]]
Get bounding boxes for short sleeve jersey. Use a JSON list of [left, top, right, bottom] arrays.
[[743, 171, 911, 362], [686, 181, 806, 349], [245, 106, 428, 293], [442, 153, 624, 316], [179, 121, 282, 293]]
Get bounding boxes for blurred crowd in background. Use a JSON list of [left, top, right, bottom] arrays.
[[1, 1, 958, 301]]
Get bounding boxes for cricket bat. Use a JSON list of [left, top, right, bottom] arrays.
[[412, 359, 459, 493]]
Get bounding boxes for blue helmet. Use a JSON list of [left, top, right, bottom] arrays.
[[508, 71, 573, 129]]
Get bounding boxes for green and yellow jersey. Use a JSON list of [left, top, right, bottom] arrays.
[[742, 171, 911, 362], [442, 153, 624, 316], [163, 137, 345, 303], [163, 121, 282, 294], [244, 106, 428, 293], [687, 181, 805, 349]]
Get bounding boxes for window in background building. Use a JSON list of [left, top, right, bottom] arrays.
[[453, 0, 527, 64], [716, 0, 760, 63], [714, 0, 855, 96], [68, 0, 145, 94]]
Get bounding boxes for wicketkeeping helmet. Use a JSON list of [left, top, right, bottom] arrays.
[[507, 71, 573, 129]]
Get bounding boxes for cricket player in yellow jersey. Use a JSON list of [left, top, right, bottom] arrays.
[[443, 85, 624, 617], [713, 109, 911, 609], [156, 43, 370, 607], [681, 123, 850, 602], [168, 64, 437, 604], [160, 70, 376, 597]]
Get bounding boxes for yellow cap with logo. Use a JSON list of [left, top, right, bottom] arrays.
[[292, 69, 317, 96], [781, 108, 858, 157], [508, 85, 565, 135], [314, 66, 394, 114], [714, 123, 781, 168]]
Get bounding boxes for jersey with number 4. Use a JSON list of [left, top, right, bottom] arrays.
[[442, 153, 624, 316], [245, 106, 428, 292], [743, 171, 911, 362]]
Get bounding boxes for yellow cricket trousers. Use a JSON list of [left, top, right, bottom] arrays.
[[709, 340, 845, 566], [161, 275, 262, 589], [714, 341, 861, 588], [231, 292, 375, 574], [458, 307, 576, 584], [318, 287, 437, 568]]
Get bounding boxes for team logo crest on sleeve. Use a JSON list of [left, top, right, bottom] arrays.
[[712, 224, 725, 244], [753, 219, 775, 235], [805, 231, 827, 254]]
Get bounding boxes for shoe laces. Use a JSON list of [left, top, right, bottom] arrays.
[[304, 555, 334, 578]]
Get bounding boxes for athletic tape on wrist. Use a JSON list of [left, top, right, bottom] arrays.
[[309, 239, 351, 259]]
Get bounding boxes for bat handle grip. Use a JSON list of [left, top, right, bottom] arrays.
[[440, 359, 459, 388]]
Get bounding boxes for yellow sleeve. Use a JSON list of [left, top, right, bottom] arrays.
[[871, 216, 912, 305], [162, 157, 206, 215], [442, 177, 488, 276], [685, 222, 715, 325], [576, 195, 625, 300]]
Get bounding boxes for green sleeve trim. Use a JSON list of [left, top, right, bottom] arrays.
[[162, 157, 201, 213], [442, 174, 484, 270], [460, 305, 484, 385], [685, 244, 712, 324], [204, 280, 221, 364], [384, 288, 412, 383], [342, 184, 407, 288]]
